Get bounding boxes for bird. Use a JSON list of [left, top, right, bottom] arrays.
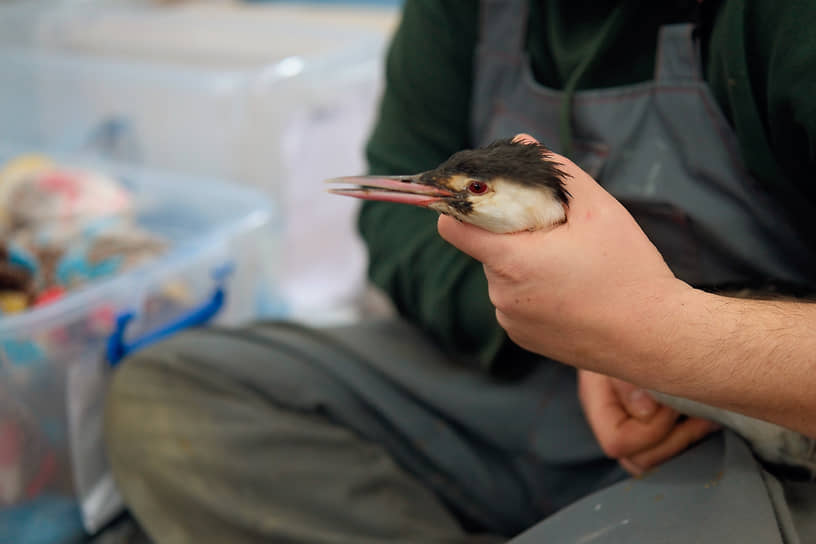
[[327, 138, 571, 234], [327, 138, 816, 476]]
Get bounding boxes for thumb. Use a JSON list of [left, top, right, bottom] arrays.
[[610, 378, 661, 422], [437, 214, 510, 264], [511, 133, 616, 213], [512, 133, 539, 145]]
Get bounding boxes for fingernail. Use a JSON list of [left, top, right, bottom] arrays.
[[628, 389, 657, 418]]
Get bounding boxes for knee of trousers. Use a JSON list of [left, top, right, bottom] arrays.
[[103, 328, 347, 469]]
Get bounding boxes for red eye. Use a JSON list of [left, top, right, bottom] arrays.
[[467, 181, 488, 194]]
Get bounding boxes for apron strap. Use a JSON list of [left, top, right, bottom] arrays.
[[655, 23, 703, 82], [478, 0, 529, 59]]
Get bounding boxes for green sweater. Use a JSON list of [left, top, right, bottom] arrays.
[[360, 0, 816, 371]]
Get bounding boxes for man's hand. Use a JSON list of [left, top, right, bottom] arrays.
[[437, 134, 692, 383], [578, 370, 720, 475]]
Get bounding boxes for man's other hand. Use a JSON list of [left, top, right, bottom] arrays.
[[578, 370, 721, 476]]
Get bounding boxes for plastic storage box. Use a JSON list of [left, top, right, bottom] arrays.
[[0, 146, 279, 539], [0, 1, 398, 324]]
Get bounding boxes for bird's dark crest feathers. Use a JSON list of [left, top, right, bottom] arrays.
[[420, 138, 571, 204]]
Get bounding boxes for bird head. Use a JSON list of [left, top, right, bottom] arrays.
[[327, 139, 571, 234]]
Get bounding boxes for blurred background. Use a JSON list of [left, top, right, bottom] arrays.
[[0, 0, 402, 325], [0, 1, 400, 541]]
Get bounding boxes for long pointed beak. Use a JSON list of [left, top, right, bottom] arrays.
[[326, 175, 453, 206]]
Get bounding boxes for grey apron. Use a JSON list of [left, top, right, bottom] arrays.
[[469, 1, 816, 542], [473, 4, 816, 289]]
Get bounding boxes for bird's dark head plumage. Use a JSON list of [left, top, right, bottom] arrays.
[[420, 138, 571, 205]]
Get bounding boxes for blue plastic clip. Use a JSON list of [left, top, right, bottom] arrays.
[[7, 243, 38, 275], [106, 265, 233, 367]]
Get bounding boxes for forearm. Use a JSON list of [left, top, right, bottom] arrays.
[[611, 283, 816, 438]]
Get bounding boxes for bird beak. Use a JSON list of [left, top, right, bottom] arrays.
[[325, 175, 453, 207]]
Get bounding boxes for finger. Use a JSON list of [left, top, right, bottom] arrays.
[[602, 405, 679, 460], [510, 132, 588, 206], [512, 133, 539, 144], [579, 371, 679, 459], [522, 147, 618, 214], [618, 457, 645, 477], [437, 214, 512, 264], [623, 417, 722, 472], [512, 132, 620, 215], [500, 132, 608, 216], [609, 378, 660, 422]]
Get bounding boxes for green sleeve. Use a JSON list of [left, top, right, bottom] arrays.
[[359, 0, 524, 370], [707, 0, 816, 238]]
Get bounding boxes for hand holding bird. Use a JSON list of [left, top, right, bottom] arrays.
[[435, 135, 685, 376]]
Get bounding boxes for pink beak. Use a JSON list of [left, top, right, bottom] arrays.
[[326, 175, 453, 207]]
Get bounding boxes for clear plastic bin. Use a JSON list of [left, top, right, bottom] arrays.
[[0, 146, 281, 538], [0, 1, 397, 323]]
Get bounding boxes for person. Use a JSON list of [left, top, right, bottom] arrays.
[[103, 1, 816, 542]]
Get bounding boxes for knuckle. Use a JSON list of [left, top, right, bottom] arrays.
[[485, 257, 525, 284], [629, 452, 656, 470], [496, 312, 520, 341], [495, 262, 525, 283], [600, 440, 627, 460], [594, 432, 629, 459], [487, 284, 516, 315], [499, 318, 532, 352], [495, 308, 508, 328], [642, 425, 671, 446], [487, 284, 504, 310]]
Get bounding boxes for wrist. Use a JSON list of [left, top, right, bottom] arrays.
[[615, 283, 796, 411], [608, 278, 709, 389]]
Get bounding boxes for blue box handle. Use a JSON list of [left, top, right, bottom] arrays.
[[106, 266, 232, 367]]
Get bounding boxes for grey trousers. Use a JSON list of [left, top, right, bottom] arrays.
[[104, 319, 811, 543]]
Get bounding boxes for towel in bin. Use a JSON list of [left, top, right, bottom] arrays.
[[0, 154, 167, 313]]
